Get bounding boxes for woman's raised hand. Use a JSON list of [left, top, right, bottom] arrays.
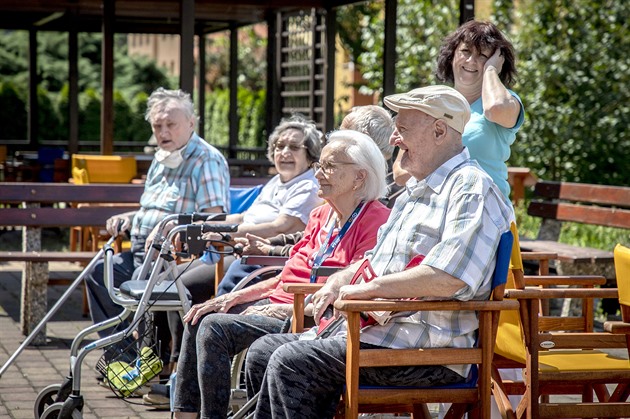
[[484, 48, 505, 73]]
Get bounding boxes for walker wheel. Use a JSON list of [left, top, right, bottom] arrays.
[[39, 402, 82, 419], [34, 383, 62, 419]]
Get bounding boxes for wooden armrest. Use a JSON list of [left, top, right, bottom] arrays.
[[240, 255, 288, 266], [523, 275, 606, 287], [334, 299, 519, 312], [283, 283, 324, 294], [505, 288, 618, 299], [520, 251, 558, 261], [603, 321, 630, 334], [538, 332, 628, 348]]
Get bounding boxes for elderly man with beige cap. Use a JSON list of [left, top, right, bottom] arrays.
[[243, 85, 514, 419]]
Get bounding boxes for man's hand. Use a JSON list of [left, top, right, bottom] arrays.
[[182, 294, 237, 325], [106, 214, 131, 237], [145, 220, 177, 253], [311, 284, 339, 325], [484, 48, 504, 74], [241, 303, 292, 319]]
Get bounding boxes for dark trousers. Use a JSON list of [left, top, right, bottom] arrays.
[[173, 308, 283, 418], [245, 333, 465, 419]]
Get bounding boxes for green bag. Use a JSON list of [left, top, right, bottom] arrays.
[[106, 346, 163, 397]]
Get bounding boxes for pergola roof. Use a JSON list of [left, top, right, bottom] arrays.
[[0, 0, 359, 33], [0, 1, 473, 156]]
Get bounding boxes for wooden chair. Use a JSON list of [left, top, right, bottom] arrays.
[[496, 244, 630, 419], [332, 229, 517, 419]]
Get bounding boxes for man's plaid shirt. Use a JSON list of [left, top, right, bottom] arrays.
[[131, 133, 230, 241], [359, 148, 513, 377]]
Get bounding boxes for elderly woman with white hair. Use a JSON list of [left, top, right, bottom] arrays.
[[173, 130, 392, 419]]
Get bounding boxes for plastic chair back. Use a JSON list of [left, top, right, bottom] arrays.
[[229, 184, 264, 214], [614, 244, 630, 308], [494, 222, 527, 364]]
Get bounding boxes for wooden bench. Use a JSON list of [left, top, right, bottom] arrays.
[[507, 166, 537, 205], [520, 180, 630, 282], [0, 182, 144, 343], [0, 177, 270, 343]]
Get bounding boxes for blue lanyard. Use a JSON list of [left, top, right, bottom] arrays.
[[309, 202, 365, 283]]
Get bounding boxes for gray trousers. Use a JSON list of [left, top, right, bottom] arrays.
[[173, 305, 283, 419], [245, 333, 465, 419]]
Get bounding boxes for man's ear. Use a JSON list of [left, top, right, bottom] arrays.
[[434, 119, 448, 144]]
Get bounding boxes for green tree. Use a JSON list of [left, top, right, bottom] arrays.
[[336, 0, 458, 96], [509, 0, 630, 185], [37, 86, 63, 142], [79, 88, 101, 142]]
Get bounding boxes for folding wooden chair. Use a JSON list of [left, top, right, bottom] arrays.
[[496, 243, 630, 419], [331, 229, 517, 419]]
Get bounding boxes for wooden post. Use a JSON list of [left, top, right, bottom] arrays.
[[68, 12, 79, 155], [180, 0, 195, 95], [101, 0, 115, 155], [28, 29, 38, 150], [20, 203, 47, 345], [383, 0, 397, 97], [228, 24, 238, 159]]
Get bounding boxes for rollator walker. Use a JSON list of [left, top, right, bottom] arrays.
[[34, 212, 237, 419]]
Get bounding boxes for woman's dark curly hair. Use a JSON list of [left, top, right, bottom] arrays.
[[436, 21, 517, 88]]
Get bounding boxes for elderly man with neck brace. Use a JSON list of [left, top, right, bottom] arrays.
[[85, 87, 230, 372], [244, 85, 514, 419]]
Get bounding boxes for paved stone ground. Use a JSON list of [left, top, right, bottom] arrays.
[[0, 260, 627, 419], [0, 261, 170, 419]]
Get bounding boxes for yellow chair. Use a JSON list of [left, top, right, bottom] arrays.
[[71, 154, 137, 184], [496, 242, 630, 419]]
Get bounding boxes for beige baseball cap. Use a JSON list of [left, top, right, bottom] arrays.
[[384, 85, 471, 133]]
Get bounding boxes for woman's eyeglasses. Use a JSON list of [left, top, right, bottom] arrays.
[[311, 161, 355, 175], [274, 142, 307, 153]]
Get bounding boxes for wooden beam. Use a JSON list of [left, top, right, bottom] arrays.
[[383, 0, 397, 97], [28, 29, 38, 149], [265, 12, 280, 136], [101, 0, 115, 155], [179, 0, 194, 95], [459, 0, 474, 25], [324, 7, 336, 133], [68, 11, 79, 155], [197, 31, 206, 138], [229, 23, 238, 159]]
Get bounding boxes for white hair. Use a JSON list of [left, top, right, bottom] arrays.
[[145, 87, 196, 123], [326, 130, 389, 201], [341, 106, 395, 160]]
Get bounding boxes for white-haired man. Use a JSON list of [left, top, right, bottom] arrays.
[[245, 85, 514, 418]]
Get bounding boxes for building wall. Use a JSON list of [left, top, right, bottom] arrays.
[[128, 34, 181, 77]]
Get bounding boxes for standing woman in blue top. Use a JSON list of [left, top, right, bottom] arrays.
[[436, 20, 523, 201], [393, 21, 523, 204]]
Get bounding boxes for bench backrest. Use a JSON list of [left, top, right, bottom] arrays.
[[1, 182, 145, 204], [527, 181, 630, 230], [0, 182, 144, 228], [0, 177, 271, 228]]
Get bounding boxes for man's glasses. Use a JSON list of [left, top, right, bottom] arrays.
[[274, 142, 307, 153], [311, 161, 355, 175]]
